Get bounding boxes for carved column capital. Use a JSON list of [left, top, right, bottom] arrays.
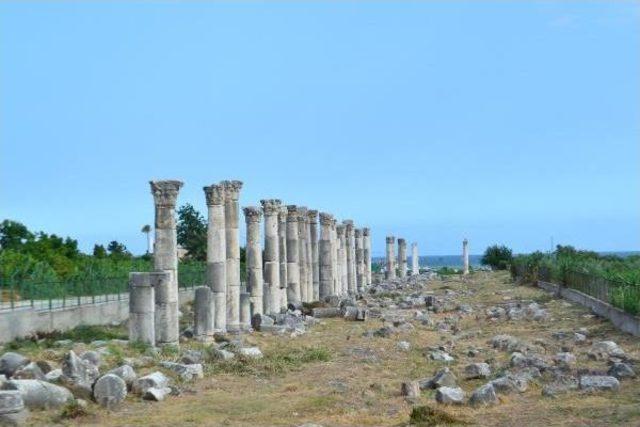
[[362, 228, 370, 236], [243, 206, 263, 223], [150, 180, 183, 208], [386, 236, 395, 244], [260, 199, 282, 216], [319, 212, 333, 226], [221, 180, 243, 201], [203, 184, 225, 206], [287, 205, 299, 222], [307, 209, 318, 223], [355, 228, 363, 238]]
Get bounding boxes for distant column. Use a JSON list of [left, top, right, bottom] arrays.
[[278, 206, 288, 311], [204, 184, 226, 331], [261, 199, 281, 315], [336, 225, 348, 295], [343, 220, 356, 294], [411, 243, 419, 276], [297, 207, 308, 302], [330, 218, 339, 296], [386, 236, 396, 279], [243, 206, 263, 316], [398, 238, 408, 278], [150, 180, 183, 346], [463, 238, 469, 275], [286, 206, 301, 305], [363, 228, 372, 286], [319, 212, 334, 299], [222, 180, 243, 332], [129, 272, 165, 346], [355, 228, 365, 293], [193, 286, 214, 338], [307, 210, 320, 301]]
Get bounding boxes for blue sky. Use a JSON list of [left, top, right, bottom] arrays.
[[1, 1, 638, 256]]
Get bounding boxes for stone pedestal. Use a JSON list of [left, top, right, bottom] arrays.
[[355, 229, 365, 293], [398, 238, 408, 278], [286, 206, 301, 305], [336, 225, 347, 295], [386, 236, 396, 279], [240, 292, 251, 329], [278, 206, 288, 311], [363, 228, 372, 286], [222, 180, 243, 332], [411, 243, 419, 276], [129, 272, 165, 346], [463, 238, 469, 275], [243, 206, 263, 315], [261, 199, 281, 315], [308, 210, 319, 301], [319, 213, 334, 299], [194, 286, 214, 337], [150, 180, 183, 345], [296, 207, 308, 302], [343, 220, 356, 295], [204, 184, 226, 331]]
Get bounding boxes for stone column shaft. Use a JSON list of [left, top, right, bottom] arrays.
[[463, 238, 469, 275], [194, 286, 214, 337], [204, 184, 226, 331], [243, 206, 263, 316], [337, 225, 348, 295], [129, 272, 165, 346], [398, 238, 408, 278], [261, 199, 281, 315], [278, 206, 288, 311], [411, 243, 419, 276], [355, 228, 365, 292], [386, 236, 396, 279], [331, 219, 339, 296], [150, 180, 183, 345], [343, 221, 356, 294], [319, 213, 334, 299], [363, 228, 371, 286], [297, 207, 308, 302], [286, 206, 301, 304], [223, 180, 243, 332], [306, 213, 314, 301], [308, 210, 319, 301]]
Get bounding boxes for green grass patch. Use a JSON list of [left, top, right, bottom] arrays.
[[409, 405, 468, 426]]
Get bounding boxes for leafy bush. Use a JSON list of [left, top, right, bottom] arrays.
[[481, 245, 513, 270]]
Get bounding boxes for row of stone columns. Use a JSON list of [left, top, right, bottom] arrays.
[[386, 235, 420, 279]]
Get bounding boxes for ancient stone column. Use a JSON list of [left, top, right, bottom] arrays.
[[194, 286, 214, 338], [243, 206, 263, 316], [286, 205, 301, 305], [296, 207, 308, 302], [398, 238, 408, 278], [411, 243, 419, 276], [278, 206, 288, 311], [222, 180, 243, 332], [204, 184, 226, 331], [240, 292, 251, 329], [331, 219, 340, 296], [463, 238, 469, 275], [363, 228, 372, 286], [319, 212, 334, 299], [129, 272, 166, 346], [355, 228, 365, 293], [343, 220, 356, 295], [150, 180, 183, 346], [261, 199, 281, 315], [386, 236, 396, 279], [336, 224, 348, 295], [307, 210, 319, 301]]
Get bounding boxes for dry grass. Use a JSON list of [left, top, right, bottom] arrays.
[[22, 271, 640, 426]]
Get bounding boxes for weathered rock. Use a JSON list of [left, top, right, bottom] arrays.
[[60, 351, 99, 399], [11, 363, 44, 381], [396, 341, 411, 352], [310, 307, 341, 319], [607, 362, 636, 380], [553, 352, 576, 369], [106, 365, 137, 389], [44, 369, 62, 383], [143, 387, 171, 401], [490, 376, 528, 394], [80, 351, 101, 367], [400, 381, 420, 399], [491, 335, 519, 352], [159, 362, 204, 381], [435, 386, 465, 404], [238, 347, 263, 359], [542, 377, 578, 397], [93, 374, 127, 408], [420, 368, 457, 390], [0, 390, 28, 427], [588, 341, 625, 360], [251, 313, 276, 330], [469, 383, 498, 406], [0, 354, 29, 378], [132, 372, 169, 395], [510, 353, 549, 371], [343, 307, 367, 321], [180, 350, 204, 365], [579, 375, 620, 392], [465, 363, 491, 379], [1, 380, 72, 409], [34, 361, 54, 375], [429, 350, 454, 363], [207, 348, 235, 361]]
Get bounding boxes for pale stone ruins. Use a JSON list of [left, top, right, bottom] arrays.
[[204, 184, 227, 332], [223, 180, 243, 332], [463, 238, 470, 275], [385, 236, 396, 279], [398, 238, 408, 279], [411, 242, 419, 276]]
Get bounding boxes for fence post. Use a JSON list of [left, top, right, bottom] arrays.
[[10, 280, 15, 310]]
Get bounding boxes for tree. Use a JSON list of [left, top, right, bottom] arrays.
[[176, 204, 207, 261], [93, 244, 107, 258], [107, 240, 131, 259], [481, 245, 513, 270], [0, 220, 34, 249], [141, 224, 152, 254]]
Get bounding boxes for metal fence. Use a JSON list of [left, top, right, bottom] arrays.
[[0, 263, 206, 312], [536, 266, 639, 315]]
